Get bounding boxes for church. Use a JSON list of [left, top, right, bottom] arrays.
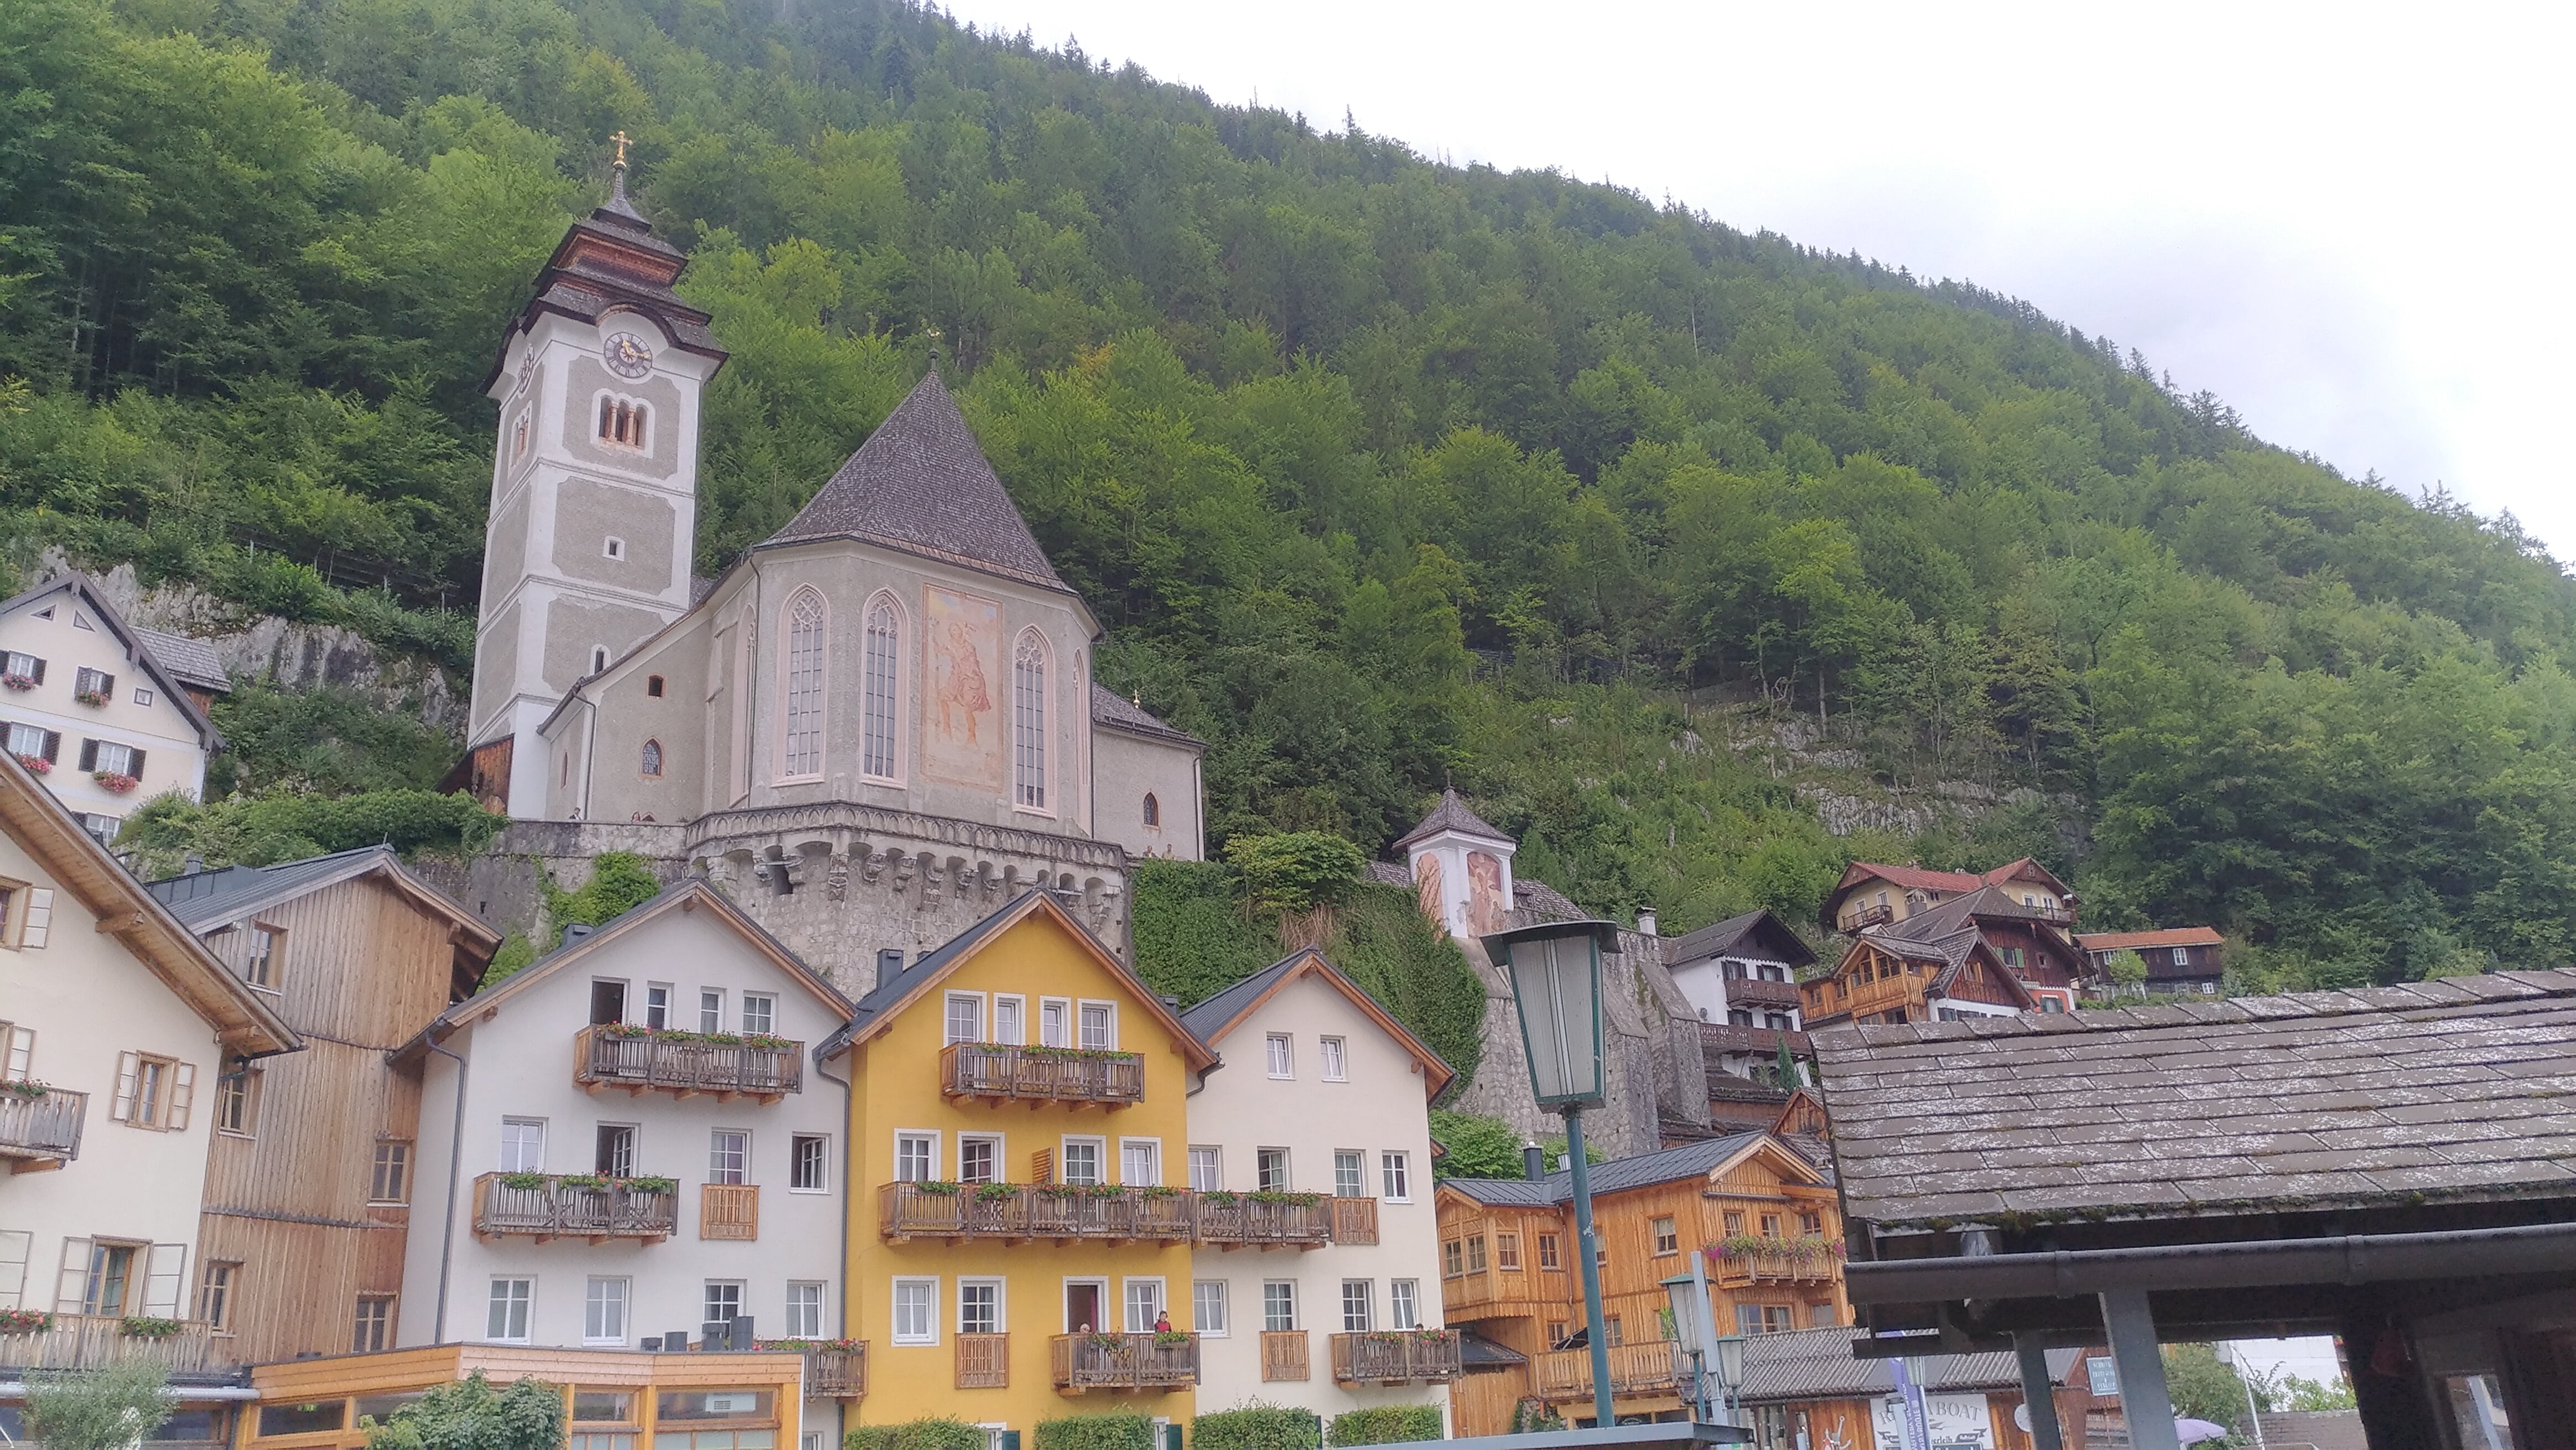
[[452, 157, 1204, 994]]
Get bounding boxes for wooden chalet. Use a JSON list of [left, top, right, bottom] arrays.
[[2076, 925, 2226, 995], [1822, 858, 2073, 935], [1800, 921, 2038, 1029]]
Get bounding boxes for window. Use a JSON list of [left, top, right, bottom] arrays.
[[1193, 1281, 1228, 1337], [352, 1294, 394, 1353], [1761, 1214, 1782, 1236], [958, 1135, 997, 1185], [1381, 1152, 1412, 1202], [646, 985, 671, 1029], [586, 1277, 629, 1344], [1334, 1151, 1364, 1198], [215, 1063, 253, 1134], [861, 595, 901, 779], [1265, 1034, 1293, 1078], [487, 1278, 533, 1342], [1389, 1280, 1420, 1330], [1188, 1147, 1221, 1191], [512, 413, 530, 463], [114, 1052, 190, 1130], [741, 993, 776, 1037], [1653, 1217, 1679, 1255], [786, 1282, 825, 1338], [198, 1261, 238, 1330], [647, 674, 665, 697], [703, 1281, 744, 1327], [708, 1130, 749, 1185], [3, 722, 59, 763], [2173, 946, 2190, 966], [945, 993, 983, 1045], [1319, 1036, 1348, 1081], [1340, 1280, 1373, 1332], [1800, 1212, 1823, 1235], [1441, 1240, 1463, 1277], [1078, 1002, 1114, 1050], [1061, 1139, 1102, 1185], [782, 589, 826, 778], [597, 396, 649, 449], [499, 1118, 545, 1172], [993, 996, 1025, 1045], [699, 989, 723, 1033], [1466, 1236, 1487, 1273], [1810, 1303, 1838, 1328], [958, 1280, 1000, 1335], [1723, 1211, 1745, 1236], [246, 925, 282, 987], [1494, 1233, 1520, 1271], [1538, 1233, 1562, 1270], [896, 1133, 936, 1183], [790, 1134, 829, 1192], [1121, 1280, 1164, 1333], [2, 651, 43, 684], [1547, 1322, 1569, 1349], [892, 1279, 937, 1344], [1262, 1281, 1297, 1332], [604, 536, 627, 561], [74, 666, 114, 699], [1040, 998, 1070, 1048], [596, 1125, 636, 1178], [1735, 1304, 1793, 1335], [590, 980, 629, 1026], [1120, 1139, 1160, 1186], [1256, 1148, 1290, 1192], [1142, 793, 1159, 827], [2003, 946, 2025, 969], [371, 1141, 412, 1203], [80, 1242, 137, 1314], [1011, 631, 1047, 809], [1606, 1316, 1623, 1346], [640, 739, 663, 778]]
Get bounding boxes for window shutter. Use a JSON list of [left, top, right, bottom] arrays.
[[111, 1051, 139, 1121], [40, 730, 58, 763], [167, 1061, 195, 1131], [27, 658, 42, 685], [101, 674, 113, 697], [0, 1228, 29, 1309], [4, 1024, 28, 1078], [141, 1243, 185, 1317], [76, 739, 95, 772], [1031, 1148, 1053, 1185], [55, 1237, 91, 1313], [128, 747, 146, 778], [24, 889, 53, 948]]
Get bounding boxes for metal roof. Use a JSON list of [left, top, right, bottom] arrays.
[[146, 845, 402, 931], [1732, 1326, 2078, 1402], [1444, 1132, 1773, 1206]]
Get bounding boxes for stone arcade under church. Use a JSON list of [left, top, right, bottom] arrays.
[[447, 163, 1204, 995]]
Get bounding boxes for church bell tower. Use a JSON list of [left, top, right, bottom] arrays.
[[468, 137, 726, 816]]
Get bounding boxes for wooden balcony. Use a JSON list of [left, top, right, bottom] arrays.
[[701, 1183, 759, 1241], [1844, 902, 1893, 930], [471, 1172, 677, 1243], [0, 1086, 85, 1168], [1259, 1329, 1309, 1381], [940, 1043, 1143, 1108], [955, 1333, 1009, 1389], [1805, 972, 1927, 1024], [796, 1345, 866, 1397], [1533, 1340, 1675, 1401], [879, 1183, 1195, 1243], [576, 1024, 801, 1102], [1329, 1196, 1379, 1245], [1050, 1333, 1198, 1393], [0, 1315, 231, 1375], [1196, 1194, 1332, 1250], [1331, 1331, 1464, 1385], [1713, 1242, 1841, 1284]]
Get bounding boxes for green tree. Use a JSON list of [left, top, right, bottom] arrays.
[[1223, 832, 1366, 916], [25, 1357, 171, 1450], [1427, 1110, 1524, 1180], [364, 1374, 563, 1450]]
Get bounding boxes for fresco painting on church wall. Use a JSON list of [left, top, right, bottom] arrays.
[[922, 584, 1004, 789], [1413, 852, 1447, 935], [1467, 849, 1508, 938]]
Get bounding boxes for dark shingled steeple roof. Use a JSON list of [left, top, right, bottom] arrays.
[[770, 371, 1068, 593], [1391, 786, 1512, 851]]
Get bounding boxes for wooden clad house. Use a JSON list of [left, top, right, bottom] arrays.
[[142, 847, 498, 1364], [2075, 926, 2226, 995], [1799, 926, 2038, 1030], [1434, 1133, 1847, 1435], [1821, 858, 2073, 936]]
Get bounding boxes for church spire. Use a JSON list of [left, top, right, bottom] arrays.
[[595, 129, 653, 231]]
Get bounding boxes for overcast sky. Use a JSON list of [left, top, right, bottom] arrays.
[[946, 0, 2576, 565]]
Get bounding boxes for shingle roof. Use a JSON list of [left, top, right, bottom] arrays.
[[146, 845, 401, 930], [769, 371, 1068, 593], [1512, 878, 1584, 921], [1444, 1131, 1772, 1206], [1180, 953, 1300, 1038], [1089, 683, 1204, 748], [1664, 908, 1817, 970], [2078, 926, 2226, 951], [133, 628, 227, 693], [1733, 1327, 2078, 1403], [1391, 787, 1513, 850], [1814, 969, 2576, 1229], [0, 574, 221, 748]]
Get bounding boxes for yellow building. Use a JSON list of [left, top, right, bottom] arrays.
[[823, 890, 1217, 1437]]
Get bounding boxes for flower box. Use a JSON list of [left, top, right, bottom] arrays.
[[93, 771, 138, 794], [1, 1079, 49, 1101], [0, 1309, 51, 1334], [72, 689, 108, 708], [15, 755, 48, 775], [120, 1316, 183, 1339], [1, 674, 34, 691]]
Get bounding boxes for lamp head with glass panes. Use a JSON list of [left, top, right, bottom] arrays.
[[1480, 919, 1622, 1108]]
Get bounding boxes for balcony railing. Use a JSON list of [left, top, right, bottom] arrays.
[[471, 1171, 677, 1242], [1532, 1340, 1675, 1401], [0, 1086, 86, 1164], [880, 1184, 1333, 1247], [940, 1043, 1143, 1107], [1050, 1333, 1198, 1392], [1845, 903, 1893, 930], [794, 1345, 867, 1398], [575, 1024, 802, 1102], [1194, 1194, 1333, 1249], [701, 1183, 759, 1241], [1712, 1241, 1842, 1283], [0, 1316, 230, 1375], [956, 1333, 1009, 1389], [1259, 1330, 1309, 1382], [1331, 1332, 1463, 1385], [1329, 1197, 1379, 1245]]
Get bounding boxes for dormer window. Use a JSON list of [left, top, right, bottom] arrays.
[[595, 395, 648, 450]]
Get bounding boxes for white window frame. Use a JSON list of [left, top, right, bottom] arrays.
[[698, 988, 724, 1033], [1265, 1033, 1293, 1079], [957, 1276, 1006, 1336], [604, 535, 626, 561], [1382, 1151, 1412, 1202], [1118, 1137, 1161, 1187], [1256, 1147, 1291, 1193], [991, 994, 1026, 1047], [584, 1276, 629, 1345], [1077, 1000, 1117, 1051], [891, 1277, 938, 1346], [958, 1132, 1003, 1185], [944, 992, 985, 1046], [486, 1277, 534, 1344], [785, 1281, 826, 1339], [1187, 1146, 1222, 1192], [777, 587, 828, 783], [499, 1117, 546, 1173], [645, 983, 672, 1030], [708, 1128, 750, 1185], [1193, 1280, 1228, 1338], [1389, 1280, 1421, 1330], [789, 1133, 830, 1194], [1010, 628, 1051, 815], [1038, 997, 1072, 1049], [1341, 1279, 1373, 1333], [895, 1130, 940, 1184], [1318, 1035, 1347, 1081], [1121, 1277, 1166, 1334], [1333, 1151, 1365, 1198], [1261, 1280, 1298, 1333], [1060, 1135, 1107, 1187], [741, 993, 777, 1037], [1063, 1276, 1110, 1334]]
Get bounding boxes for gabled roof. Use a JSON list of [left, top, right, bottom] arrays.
[[2077, 926, 2225, 952], [1089, 683, 1204, 750], [1734, 1327, 2078, 1403], [1834, 926, 2040, 1011], [1665, 908, 1817, 970], [0, 751, 296, 1056], [825, 889, 1216, 1069], [1893, 883, 2070, 938], [146, 846, 498, 992], [1442, 1130, 1809, 1206], [132, 628, 227, 694], [1177, 947, 1453, 1097], [1826, 856, 2073, 916], [394, 878, 846, 1062], [769, 371, 1071, 596], [1393, 787, 1513, 852], [0, 574, 223, 748]]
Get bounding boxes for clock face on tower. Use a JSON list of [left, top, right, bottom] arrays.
[[603, 332, 655, 379]]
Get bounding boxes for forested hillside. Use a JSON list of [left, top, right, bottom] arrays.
[[6, 0, 2575, 987]]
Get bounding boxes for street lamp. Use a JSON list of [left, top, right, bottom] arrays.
[[1661, 1254, 1750, 1426], [1484, 918, 1622, 1430]]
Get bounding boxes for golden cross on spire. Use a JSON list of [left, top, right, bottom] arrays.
[[610, 130, 632, 169]]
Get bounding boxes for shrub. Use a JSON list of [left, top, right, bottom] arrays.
[[1224, 832, 1366, 915], [25, 1356, 171, 1450], [1033, 1414, 1155, 1450], [1192, 1405, 1320, 1450], [1427, 1110, 1524, 1180], [1324, 1406, 1441, 1447], [364, 1373, 563, 1450], [844, 1420, 986, 1450]]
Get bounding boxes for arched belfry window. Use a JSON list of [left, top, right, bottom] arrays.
[[861, 593, 901, 780], [640, 739, 663, 779], [1142, 793, 1160, 827], [596, 395, 649, 450], [1012, 630, 1048, 810], [782, 588, 827, 778]]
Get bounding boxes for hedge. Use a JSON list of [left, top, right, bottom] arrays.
[[1192, 1405, 1321, 1450], [1325, 1406, 1442, 1446], [845, 1420, 986, 1450], [1032, 1415, 1155, 1450]]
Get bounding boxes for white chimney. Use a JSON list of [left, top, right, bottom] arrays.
[[1637, 907, 1659, 938]]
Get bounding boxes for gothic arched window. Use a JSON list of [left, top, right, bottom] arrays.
[[782, 588, 827, 779], [861, 593, 901, 780], [1012, 631, 1047, 810], [640, 739, 663, 778], [1142, 793, 1160, 827]]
